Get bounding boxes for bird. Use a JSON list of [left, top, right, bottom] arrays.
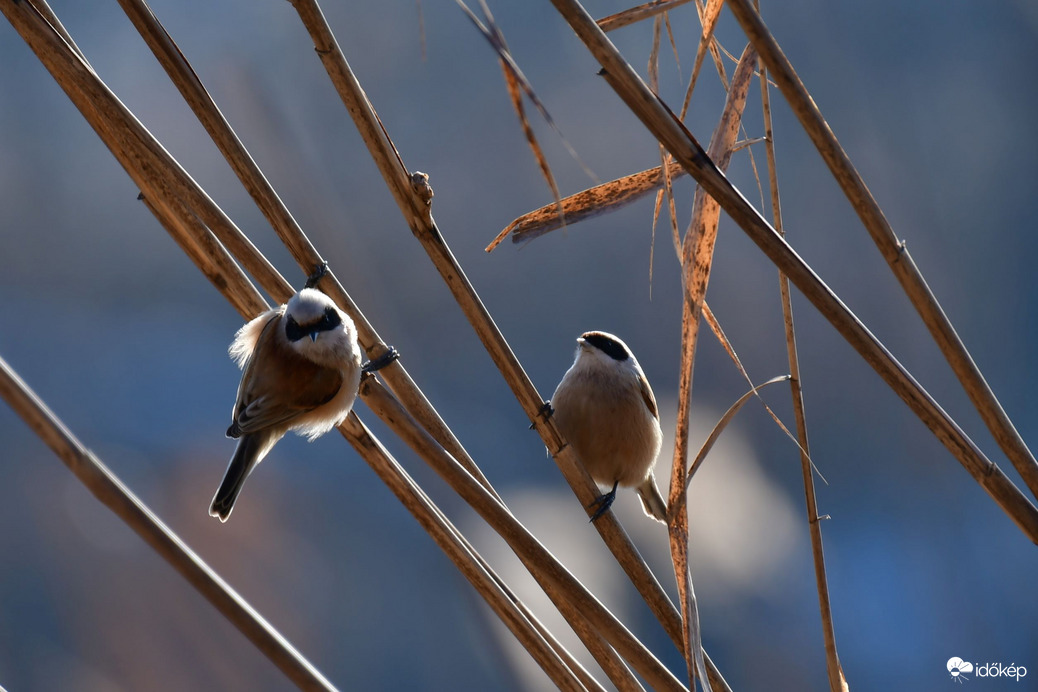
[[209, 288, 363, 522], [550, 330, 668, 523]]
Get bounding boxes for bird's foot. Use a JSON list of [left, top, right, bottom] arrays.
[[362, 346, 400, 374], [529, 400, 554, 430], [304, 261, 330, 289], [587, 481, 619, 523]]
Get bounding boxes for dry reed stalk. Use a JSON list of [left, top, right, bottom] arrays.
[[750, 14, 847, 689], [598, 0, 693, 33], [2, 2, 621, 686], [0, 355, 335, 691], [725, 0, 1038, 502], [285, 0, 722, 677], [546, 0, 1038, 544], [666, 43, 757, 692], [112, 0, 498, 501]]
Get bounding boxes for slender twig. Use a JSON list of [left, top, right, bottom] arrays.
[[752, 15, 847, 688], [725, 0, 1038, 502], [545, 0, 1038, 544], [0, 355, 336, 692]]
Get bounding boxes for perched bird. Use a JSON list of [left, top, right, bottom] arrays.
[[209, 288, 363, 522], [550, 331, 668, 523]]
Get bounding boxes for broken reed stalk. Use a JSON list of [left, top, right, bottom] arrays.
[[725, 0, 1038, 502], [0, 356, 336, 692], [284, 0, 732, 682], [753, 20, 847, 691], [1, 2, 634, 688], [111, 0, 499, 502], [546, 0, 1038, 544]]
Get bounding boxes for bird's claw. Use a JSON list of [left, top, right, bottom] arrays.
[[529, 400, 554, 430], [587, 481, 618, 523], [305, 261, 330, 289], [362, 346, 400, 374]]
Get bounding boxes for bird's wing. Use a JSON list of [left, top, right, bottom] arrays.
[[638, 371, 659, 421], [228, 314, 344, 436]]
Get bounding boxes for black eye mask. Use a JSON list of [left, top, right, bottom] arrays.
[[582, 332, 629, 362], [285, 307, 343, 342]]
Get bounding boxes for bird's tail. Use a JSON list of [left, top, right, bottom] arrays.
[[209, 433, 271, 522], [636, 473, 668, 523]]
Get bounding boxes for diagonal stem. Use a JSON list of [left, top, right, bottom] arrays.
[[0, 354, 335, 691], [725, 0, 1038, 502]]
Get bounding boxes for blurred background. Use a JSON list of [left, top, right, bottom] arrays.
[[2, 1, 1037, 689]]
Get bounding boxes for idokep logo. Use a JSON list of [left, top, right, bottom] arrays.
[[947, 657, 1028, 683], [947, 658, 974, 682]]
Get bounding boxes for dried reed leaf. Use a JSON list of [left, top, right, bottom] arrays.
[[649, 14, 662, 94], [684, 374, 791, 488], [457, 1, 565, 230], [597, 0, 692, 33], [486, 160, 686, 250], [701, 302, 823, 482]]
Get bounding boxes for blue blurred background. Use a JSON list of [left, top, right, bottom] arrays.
[[1, 1, 1036, 690]]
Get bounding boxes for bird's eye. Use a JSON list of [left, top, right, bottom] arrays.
[[323, 307, 342, 330], [285, 315, 304, 342]]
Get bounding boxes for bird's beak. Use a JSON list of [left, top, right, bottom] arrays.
[[309, 331, 319, 343]]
